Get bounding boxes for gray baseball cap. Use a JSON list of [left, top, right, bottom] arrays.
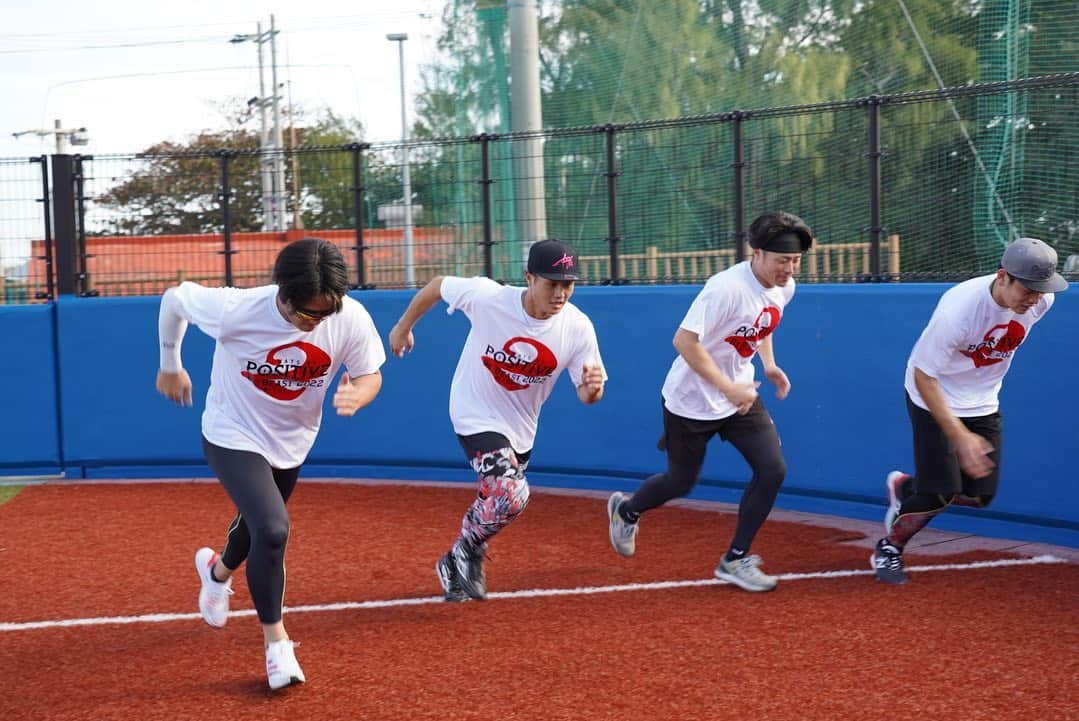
[[1001, 238, 1068, 293]]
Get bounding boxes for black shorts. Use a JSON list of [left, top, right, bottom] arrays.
[[659, 397, 778, 470], [906, 392, 1002, 496], [456, 431, 532, 466]]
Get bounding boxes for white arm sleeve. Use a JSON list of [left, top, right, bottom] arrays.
[[158, 287, 188, 372]]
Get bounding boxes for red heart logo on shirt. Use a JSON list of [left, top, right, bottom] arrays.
[[959, 320, 1026, 368], [724, 307, 781, 358], [241, 341, 332, 401], [481, 337, 557, 391]]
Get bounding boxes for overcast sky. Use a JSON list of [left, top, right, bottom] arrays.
[[1, 0, 443, 158]]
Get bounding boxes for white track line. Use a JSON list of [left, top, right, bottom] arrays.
[[0, 554, 1066, 633]]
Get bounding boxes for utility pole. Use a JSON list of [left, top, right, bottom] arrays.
[[230, 19, 285, 231], [12, 119, 88, 154]]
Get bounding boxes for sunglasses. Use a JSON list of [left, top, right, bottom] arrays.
[[292, 303, 337, 321]]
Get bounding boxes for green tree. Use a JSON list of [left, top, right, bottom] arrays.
[[95, 108, 413, 236], [96, 130, 263, 235]]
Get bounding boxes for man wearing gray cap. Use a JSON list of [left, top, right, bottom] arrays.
[[872, 237, 1068, 584]]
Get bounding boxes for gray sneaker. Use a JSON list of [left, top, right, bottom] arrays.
[[607, 492, 639, 557], [453, 539, 488, 601], [435, 552, 469, 603], [714, 555, 778, 592]]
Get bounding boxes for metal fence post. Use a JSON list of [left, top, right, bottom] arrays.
[[348, 142, 373, 289], [50, 155, 78, 296], [31, 156, 54, 300], [217, 150, 236, 287], [473, 133, 497, 279], [731, 112, 747, 262], [600, 123, 624, 284], [73, 155, 98, 296], [866, 96, 883, 280]]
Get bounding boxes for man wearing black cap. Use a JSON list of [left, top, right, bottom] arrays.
[[388, 239, 607, 601], [872, 237, 1068, 584], [606, 210, 813, 592]]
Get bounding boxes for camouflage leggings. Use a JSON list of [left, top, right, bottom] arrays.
[[456, 433, 532, 547]]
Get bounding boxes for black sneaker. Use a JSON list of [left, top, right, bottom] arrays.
[[453, 539, 488, 600], [871, 538, 908, 584], [435, 552, 468, 603]]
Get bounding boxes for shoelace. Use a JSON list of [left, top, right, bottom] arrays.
[[876, 546, 903, 570], [208, 580, 235, 600]]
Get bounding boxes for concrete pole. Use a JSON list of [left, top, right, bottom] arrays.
[[270, 15, 286, 231], [388, 33, 415, 287], [508, 0, 547, 260], [256, 22, 272, 230]]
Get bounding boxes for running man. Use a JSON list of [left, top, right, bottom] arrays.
[[606, 210, 814, 592], [388, 239, 606, 601], [872, 237, 1068, 583], [156, 238, 385, 688]]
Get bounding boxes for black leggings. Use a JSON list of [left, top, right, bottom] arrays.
[[624, 400, 787, 554], [202, 437, 300, 625]]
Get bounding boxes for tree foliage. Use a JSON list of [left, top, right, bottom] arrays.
[[96, 108, 412, 236]]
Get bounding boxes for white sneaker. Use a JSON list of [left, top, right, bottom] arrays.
[[883, 471, 909, 534], [714, 555, 778, 592], [194, 547, 233, 628], [266, 639, 306, 690]]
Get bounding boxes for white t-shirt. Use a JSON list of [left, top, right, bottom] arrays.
[[441, 276, 606, 453], [905, 274, 1054, 417], [162, 282, 386, 468], [662, 261, 795, 421]]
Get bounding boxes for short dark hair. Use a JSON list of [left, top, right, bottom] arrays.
[[273, 238, 349, 312], [748, 211, 814, 252]]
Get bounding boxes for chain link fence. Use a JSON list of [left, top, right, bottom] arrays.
[[1, 74, 1076, 302]]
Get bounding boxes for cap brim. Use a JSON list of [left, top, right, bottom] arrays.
[[534, 272, 581, 281], [1019, 273, 1068, 293]]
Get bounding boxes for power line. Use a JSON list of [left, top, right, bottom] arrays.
[[0, 37, 228, 55], [0, 9, 434, 42], [0, 11, 439, 56]]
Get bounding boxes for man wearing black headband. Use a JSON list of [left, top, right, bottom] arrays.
[[606, 210, 813, 592]]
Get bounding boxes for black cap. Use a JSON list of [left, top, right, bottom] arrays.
[[748, 211, 814, 253], [527, 239, 581, 281]]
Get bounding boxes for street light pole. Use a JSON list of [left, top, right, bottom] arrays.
[[255, 22, 272, 229], [387, 32, 414, 287]]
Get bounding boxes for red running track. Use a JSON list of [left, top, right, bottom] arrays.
[[0, 481, 1075, 721]]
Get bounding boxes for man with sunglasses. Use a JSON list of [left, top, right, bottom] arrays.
[[871, 237, 1068, 584], [388, 239, 606, 602], [155, 237, 386, 689], [606, 210, 813, 592]]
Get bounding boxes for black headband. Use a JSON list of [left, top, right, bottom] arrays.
[[759, 231, 806, 253]]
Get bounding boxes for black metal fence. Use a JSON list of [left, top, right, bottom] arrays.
[[2, 73, 1077, 303]]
